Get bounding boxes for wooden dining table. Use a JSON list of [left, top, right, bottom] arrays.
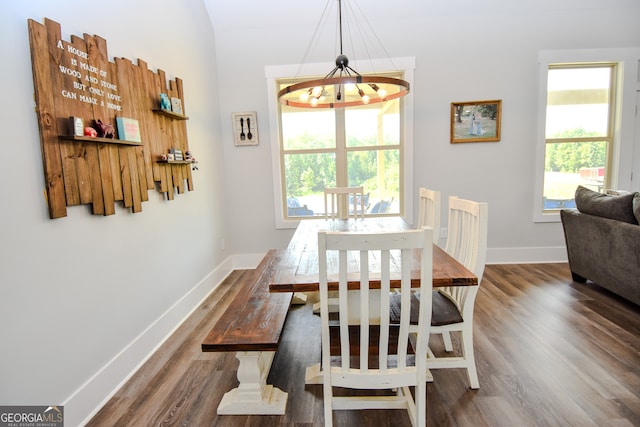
[[269, 216, 478, 293]]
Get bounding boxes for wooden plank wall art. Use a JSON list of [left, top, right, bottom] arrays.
[[28, 18, 195, 219]]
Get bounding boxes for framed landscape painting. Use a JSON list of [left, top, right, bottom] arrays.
[[450, 99, 502, 143]]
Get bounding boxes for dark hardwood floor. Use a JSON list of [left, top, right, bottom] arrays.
[[87, 263, 640, 426]]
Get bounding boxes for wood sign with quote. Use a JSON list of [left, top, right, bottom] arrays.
[[28, 17, 194, 219]]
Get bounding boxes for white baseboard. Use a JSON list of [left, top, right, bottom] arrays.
[[68, 256, 236, 427]]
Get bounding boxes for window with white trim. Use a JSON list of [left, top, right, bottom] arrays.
[[541, 63, 617, 210], [532, 48, 640, 222]]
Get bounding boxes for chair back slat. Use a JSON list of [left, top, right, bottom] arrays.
[[378, 253, 391, 372], [358, 249, 370, 370], [337, 248, 350, 370], [396, 247, 413, 370]]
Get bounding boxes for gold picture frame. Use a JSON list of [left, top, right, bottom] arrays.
[[450, 99, 502, 143]]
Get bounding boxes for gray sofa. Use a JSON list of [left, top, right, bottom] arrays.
[[560, 185, 640, 306]]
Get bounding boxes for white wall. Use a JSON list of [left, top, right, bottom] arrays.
[[0, 1, 229, 425], [1, 0, 639, 425], [206, 0, 640, 262]]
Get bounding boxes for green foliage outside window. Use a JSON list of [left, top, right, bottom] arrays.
[[285, 149, 400, 197], [545, 128, 606, 173], [348, 150, 400, 195], [285, 152, 336, 195]]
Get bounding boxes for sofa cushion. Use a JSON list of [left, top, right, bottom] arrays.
[[574, 185, 638, 224], [634, 193, 640, 224]]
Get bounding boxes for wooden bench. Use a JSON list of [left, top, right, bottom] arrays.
[[202, 249, 293, 415]]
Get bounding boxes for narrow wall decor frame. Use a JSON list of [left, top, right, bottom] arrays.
[[232, 112, 258, 146]]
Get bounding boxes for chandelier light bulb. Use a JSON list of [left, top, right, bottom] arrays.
[[358, 88, 370, 104], [299, 91, 310, 102], [312, 86, 323, 97], [310, 97, 319, 107], [357, 88, 371, 104], [369, 83, 387, 98]]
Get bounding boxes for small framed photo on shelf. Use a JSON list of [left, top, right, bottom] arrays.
[[171, 97, 183, 115], [450, 99, 502, 143], [115, 117, 141, 142], [159, 93, 171, 110], [231, 111, 259, 146], [69, 116, 84, 136], [170, 148, 184, 161]]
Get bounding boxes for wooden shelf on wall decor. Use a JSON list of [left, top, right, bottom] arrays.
[[152, 109, 189, 120], [29, 17, 195, 218], [59, 135, 144, 146], [157, 160, 197, 165]]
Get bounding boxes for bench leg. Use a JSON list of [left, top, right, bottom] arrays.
[[217, 351, 288, 415]]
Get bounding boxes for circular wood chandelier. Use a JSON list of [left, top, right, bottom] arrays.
[[277, 0, 410, 109]]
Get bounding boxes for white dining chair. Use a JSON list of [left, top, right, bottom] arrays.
[[417, 187, 441, 246], [317, 228, 433, 427], [324, 186, 365, 219], [429, 196, 487, 389]]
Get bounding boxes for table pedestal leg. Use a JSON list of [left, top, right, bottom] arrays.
[[217, 351, 287, 415], [305, 362, 323, 384], [291, 292, 308, 304]]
